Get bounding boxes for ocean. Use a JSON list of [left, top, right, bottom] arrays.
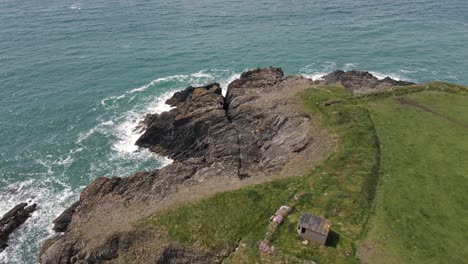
[[0, 0, 466, 262]]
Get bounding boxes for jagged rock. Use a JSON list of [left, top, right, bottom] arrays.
[[230, 67, 284, 90], [322, 70, 415, 93], [52, 201, 79, 233], [134, 113, 160, 134], [136, 83, 240, 178], [0, 202, 37, 251], [225, 67, 312, 177]]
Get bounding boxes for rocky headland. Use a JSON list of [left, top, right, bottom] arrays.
[[39, 68, 414, 263]]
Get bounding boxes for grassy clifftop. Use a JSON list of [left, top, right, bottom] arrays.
[[140, 82, 467, 263]]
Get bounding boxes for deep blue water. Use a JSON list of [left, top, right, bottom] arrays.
[[0, 0, 466, 262]]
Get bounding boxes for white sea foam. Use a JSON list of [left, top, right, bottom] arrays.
[[399, 69, 417, 74], [369, 71, 407, 81], [100, 94, 126, 108], [56, 154, 74, 166], [111, 90, 176, 156], [69, 4, 82, 10], [219, 72, 241, 95], [299, 62, 338, 81], [76, 127, 97, 143], [129, 75, 181, 94], [343, 63, 358, 70], [101, 120, 114, 126], [35, 159, 54, 174], [145, 90, 178, 114], [301, 72, 328, 81], [112, 117, 144, 153], [190, 71, 213, 79], [302, 71, 412, 82], [101, 73, 209, 109], [101, 70, 240, 110], [128, 71, 213, 94]]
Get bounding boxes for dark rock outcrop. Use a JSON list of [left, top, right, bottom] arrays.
[[224, 67, 312, 177], [0, 202, 37, 251], [136, 83, 240, 178], [52, 201, 79, 233], [322, 70, 415, 93], [135, 67, 313, 178]]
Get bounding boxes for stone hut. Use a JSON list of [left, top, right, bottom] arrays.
[[297, 213, 331, 245]]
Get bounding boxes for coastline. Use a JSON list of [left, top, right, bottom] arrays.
[[38, 67, 417, 263]]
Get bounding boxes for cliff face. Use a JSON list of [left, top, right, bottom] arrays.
[[39, 68, 411, 263]]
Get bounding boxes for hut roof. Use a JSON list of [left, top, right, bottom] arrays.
[[299, 213, 331, 236]]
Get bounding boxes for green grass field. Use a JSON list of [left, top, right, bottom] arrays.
[[361, 90, 468, 264], [144, 83, 468, 263]]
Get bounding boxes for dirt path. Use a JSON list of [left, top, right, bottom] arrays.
[[396, 97, 467, 128]]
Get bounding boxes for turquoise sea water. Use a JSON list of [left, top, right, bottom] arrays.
[[0, 0, 466, 262]]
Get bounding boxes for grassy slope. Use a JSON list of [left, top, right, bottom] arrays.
[[142, 82, 468, 263], [361, 90, 468, 263]]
